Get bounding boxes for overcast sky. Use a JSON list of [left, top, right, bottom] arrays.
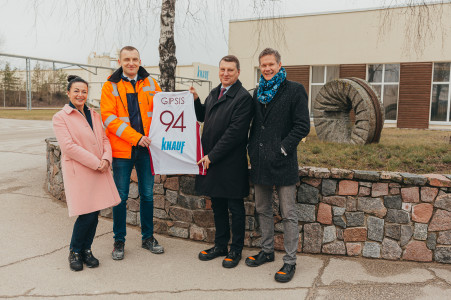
[[0, 0, 443, 67]]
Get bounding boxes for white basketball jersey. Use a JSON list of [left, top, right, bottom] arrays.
[[148, 91, 206, 175]]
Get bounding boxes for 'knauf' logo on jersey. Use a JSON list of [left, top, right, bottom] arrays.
[[161, 137, 186, 154]]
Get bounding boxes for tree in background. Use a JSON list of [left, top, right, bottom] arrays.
[[50, 69, 68, 98], [159, 0, 177, 92], [379, 0, 447, 56], [1, 62, 20, 107], [31, 62, 47, 102], [29, 0, 447, 94], [32, 0, 284, 93]]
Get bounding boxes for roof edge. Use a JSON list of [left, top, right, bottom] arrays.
[[229, 1, 450, 23]]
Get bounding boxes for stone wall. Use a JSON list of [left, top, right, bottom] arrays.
[[46, 138, 451, 264]]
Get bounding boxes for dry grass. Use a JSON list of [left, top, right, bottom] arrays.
[[0, 108, 101, 120], [298, 127, 451, 174], [0, 109, 60, 120], [1, 109, 449, 174]]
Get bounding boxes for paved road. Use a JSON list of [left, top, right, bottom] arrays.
[[0, 118, 450, 300]]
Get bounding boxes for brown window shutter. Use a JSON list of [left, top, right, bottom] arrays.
[[398, 63, 433, 129], [285, 66, 310, 96], [339, 64, 367, 79]]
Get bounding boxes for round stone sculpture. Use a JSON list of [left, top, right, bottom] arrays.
[[313, 78, 385, 144]]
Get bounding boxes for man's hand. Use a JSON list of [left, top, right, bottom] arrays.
[[97, 159, 110, 173], [138, 136, 152, 148], [189, 86, 199, 100], [197, 155, 211, 169]]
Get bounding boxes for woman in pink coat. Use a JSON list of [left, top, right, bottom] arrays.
[[53, 75, 121, 271]]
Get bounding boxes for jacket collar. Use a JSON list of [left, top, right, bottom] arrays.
[[62, 103, 91, 114], [62, 104, 74, 114], [108, 66, 150, 83], [68, 101, 90, 112], [213, 79, 242, 100], [207, 80, 243, 115]]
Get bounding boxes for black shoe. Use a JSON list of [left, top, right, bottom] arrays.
[[81, 249, 99, 268], [245, 250, 275, 267], [112, 241, 125, 260], [198, 246, 228, 261], [69, 251, 83, 271], [222, 250, 242, 268], [274, 263, 296, 283], [142, 236, 164, 254]]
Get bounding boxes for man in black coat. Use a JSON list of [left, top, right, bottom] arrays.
[[245, 48, 310, 283], [189, 55, 253, 268]]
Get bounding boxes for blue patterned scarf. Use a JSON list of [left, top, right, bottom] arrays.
[[257, 67, 286, 105]]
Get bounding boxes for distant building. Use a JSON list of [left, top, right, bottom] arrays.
[[14, 52, 218, 107], [145, 62, 219, 102], [229, 3, 451, 129]]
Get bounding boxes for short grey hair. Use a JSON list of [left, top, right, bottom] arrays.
[[258, 48, 281, 64]]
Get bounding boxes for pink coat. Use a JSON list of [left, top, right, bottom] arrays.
[[53, 104, 121, 217]]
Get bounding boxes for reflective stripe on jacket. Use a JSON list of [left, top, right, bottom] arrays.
[[101, 67, 161, 158]]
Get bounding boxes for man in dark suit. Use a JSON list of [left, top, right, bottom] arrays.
[[246, 48, 310, 282], [189, 55, 253, 268]]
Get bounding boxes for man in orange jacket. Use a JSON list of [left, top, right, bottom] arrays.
[[101, 46, 163, 260]]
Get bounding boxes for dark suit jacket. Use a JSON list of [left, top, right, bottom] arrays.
[[248, 79, 310, 186], [194, 80, 253, 199]]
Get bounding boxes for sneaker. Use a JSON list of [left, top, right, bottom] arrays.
[[69, 251, 83, 271], [274, 263, 296, 283], [112, 241, 125, 260], [245, 250, 275, 267], [81, 249, 99, 268], [222, 250, 242, 268], [198, 246, 228, 261], [142, 236, 164, 254]]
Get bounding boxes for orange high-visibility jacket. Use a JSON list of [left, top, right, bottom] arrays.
[[101, 67, 161, 159]]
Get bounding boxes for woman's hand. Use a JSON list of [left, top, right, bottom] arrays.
[[97, 159, 110, 173]]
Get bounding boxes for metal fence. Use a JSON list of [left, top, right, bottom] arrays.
[[0, 53, 212, 110]]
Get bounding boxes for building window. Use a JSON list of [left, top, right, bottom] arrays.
[[310, 65, 339, 115], [431, 62, 451, 123], [255, 68, 262, 87], [367, 64, 400, 121]]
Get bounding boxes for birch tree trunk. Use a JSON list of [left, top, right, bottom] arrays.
[[159, 0, 177, 92]]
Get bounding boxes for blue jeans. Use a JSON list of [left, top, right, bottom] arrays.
[[112, 147, 154, 242], [70, 211, 99, 253]]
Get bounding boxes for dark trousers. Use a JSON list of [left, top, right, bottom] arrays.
[[70, 211, 100, 253], [211, 197, 245, 252]]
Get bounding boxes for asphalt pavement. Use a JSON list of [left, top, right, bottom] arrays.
[[0, 118, 450, 300]]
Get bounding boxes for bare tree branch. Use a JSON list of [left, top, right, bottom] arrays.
[[378, 0, 448, 57], [28, 0, 290, 92]]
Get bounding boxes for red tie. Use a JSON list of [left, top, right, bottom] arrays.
[[218, 88, 226, 99]]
